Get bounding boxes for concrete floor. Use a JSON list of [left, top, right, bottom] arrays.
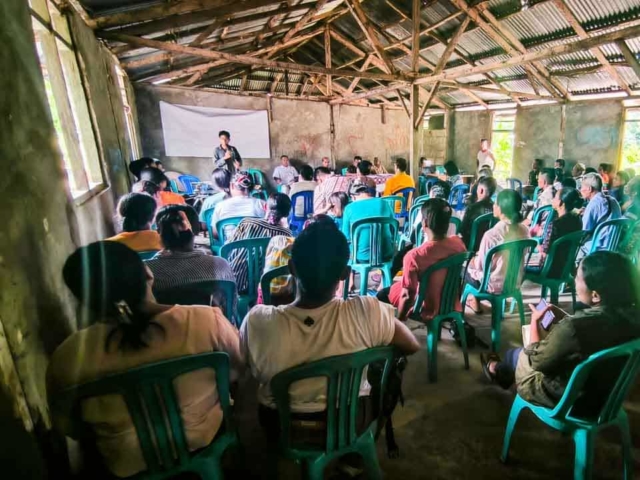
[[231, 280, 640, 479]]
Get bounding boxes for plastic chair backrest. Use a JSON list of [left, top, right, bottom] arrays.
[[247, 169, 267, 188], [449, 216, 462, 234], [350, 216, 399, 266], [506, 178, 523, 195], [251, 190, 268, 201], [533, 186, 542, 202], [448, 184, 470, 210], [178, 175, 201, 195], [478, 238, 538, 296], [169, 179, 181, 193], [412, 252, 473, 318], [468, 213, 498, 252], [289, 191, 314, 222], [270, 347, 396, 454], [153, 280, 236, 323], [418, 176, 427, 196], [412, 194, 430, 208], [380, 196, 406, 218], [538, 230, 585, 280], [221, 237, 271, 300], [392, 187, 415, 213], [51, 353, 233, 476], [215, 216, 245, 245], [138, 250, 160, 261], [425, 177, 438, 194], [530, 204, 556, 241], [341, 167, 349, 175], [260, 265, 294, 306], [590, 218, 634, 253], [549, 338, 640, 425], [405, 201, 426, 238]]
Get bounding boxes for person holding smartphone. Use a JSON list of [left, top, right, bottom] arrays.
[[481, 251, 640, 410]]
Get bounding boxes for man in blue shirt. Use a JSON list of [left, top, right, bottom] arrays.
[[580, 172, 621, 252], [213, 130, 242, 173], [341, 183, 395, 262]]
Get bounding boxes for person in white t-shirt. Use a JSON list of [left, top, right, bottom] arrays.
[[211, 171, 266, 239], [273, 155, 299, 193], [240, 220, 420, 418], [477, 138, 496, 171]]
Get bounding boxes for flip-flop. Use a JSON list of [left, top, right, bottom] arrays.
[[465, 299, 483, 314], [480, 353, 502, 383]]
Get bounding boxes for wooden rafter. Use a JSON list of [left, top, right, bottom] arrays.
[[411, 0, 420, 72], [266, 0, 330, 58], [552, 0, 631, 95], [433, 16, 470, 75], [397, 88, 411, 118], [270, 72, 284, 93], [441, 82, 550, 101], [190, 18, 226, 47], [384, 10, 464, 52], [415, 82, 440, 128], [329, 28, 389, 72], [616, 40, 640, 84], [459, 88, 488, 108], [331, 82, 407, 104], [344, 0, 396, 74], [346, 56, 373, 94], [325, 25, 332, 96]]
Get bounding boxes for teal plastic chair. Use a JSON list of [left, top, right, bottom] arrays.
[[392, 187, 415, 221], [461, 238, 538, 352], [411, 252, 474, 382], [270, 347, 397, 480], [169, 179, 181, 193], [418, 176, 427, 196], [532, 186, 542, 202], [247, 168, 267, 190], [506, 178, 523, 196], [341, 167, 349, 175], [348, 216, 399, 295], [222, 236, 271, 318], [588, 218, 634, 254], [414, 216, 461, 245], [153, 280, 238, 327], [524, 231, 584, 311], [530, 204, 556, 244], [501, 338, 640, 480], [139, 250, 160, 261], [467, 212, 497, 252], [380, 195, 406, 220], [449, 216, 461, 235], [251, 189, 268, 201], [260, 265, 294, 306], [399, 198, 429, 247], [216, 216, 245, 245], [51, 352, 237, 480]]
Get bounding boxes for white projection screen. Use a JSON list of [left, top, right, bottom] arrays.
[[159, 102, 271, 158]]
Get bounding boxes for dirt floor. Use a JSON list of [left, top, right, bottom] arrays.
[[231, 280, 640, 479]]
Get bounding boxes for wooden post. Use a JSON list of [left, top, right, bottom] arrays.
[[325, 25, 332, 96], [411, 0, 420, 72], [330, 104, 337, 166], [267, 94, 273, 123], [285, 70, 289, 96], [410, 84, 421, 180], [559, 104, 566, 159], [381, 105, 387, 124]]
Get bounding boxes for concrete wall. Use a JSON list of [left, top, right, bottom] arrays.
[[0, 0, 132, 461], [135, 85, 410, 182], [447, 110, 492, 174]]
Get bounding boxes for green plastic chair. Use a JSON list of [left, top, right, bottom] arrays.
[[51, 352, 237, 480], [270, 346, 397, 480], [260, 265, 294, 306], [449, 216, 461, 235], [524, 231, 585, 311], [532, 186, 542, 202], [380, 195, 406, 220], [153, 280, 238, 327], [501, 338, 640, 480], [247, 168, 267, 190], [138, 250, 160, 261], [216, 216, 245, 244], [468, 213, 498, 252], [399, 198, 429, 247], [461, 238, 538, 352], [411, 252, 474, 382], [222, 236, 271, 318], [588, 218, 634, 254], [418, 176, 427, 196], [348, 216, 399, 295], [529, 204, 556, 244], [341, 167, 349, 175]]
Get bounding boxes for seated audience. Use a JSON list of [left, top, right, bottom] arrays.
[[128, 157, 156, 181], [465, 190, 530, 313], [584, 167, 597, 175], [154, 160, 165, 172], [420, 158, 437, 178], [598, 162, 613, 188], [239, 221, 420, 432], [350, 160, 377, 196], [372, 156, 388, 174], [138, 168, 186, 207], [259, 235, 295, 306], [468, 166, 494, 203], [580, 172, 621, 252], [313, 166, 351, 214], [444, 160, 462, 186], [320, 156, 334, 173], [624, 179, 640, 219], [328, 191, 349, 230], [377, 199, 467, 321], [342, 183, 395, 263], [383, 157, 415, 197], [528, 187, 583, 273], [528, 159, 543, 186], [229, 193, 293, 293], [572, 162, 586, 180], [211, 172, 266, 239], [289, 164, 317, 217], [554, 158, 566, 184], [526, 168, 556, 235], [47, 241, 243, 478], [482, 251, 640, 411], [561, 177, 577, 190], [460, 177, 497, 248], [273, 155, 298, 192], [609, 169, 629, 205], [352, 155, 362, 170], [107, 193, 162, 252], [147, 205, 236, 294], [429, 180, 451, 201], [198, 168, 231, 230]]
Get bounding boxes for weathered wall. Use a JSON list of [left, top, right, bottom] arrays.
[[448, 110, 491, 173], [135, 85, 410, 181], [0, 0, 132, 459], [512, 104, 563, 180]]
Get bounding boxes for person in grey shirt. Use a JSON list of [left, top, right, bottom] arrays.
[[213, 130, 242, 174]]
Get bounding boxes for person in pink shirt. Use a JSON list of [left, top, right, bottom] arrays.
[[377, 198, 467, 321]]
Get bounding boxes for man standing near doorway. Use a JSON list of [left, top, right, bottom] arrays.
[[213, 130, 242, 174], [477, 138, 496, 171]]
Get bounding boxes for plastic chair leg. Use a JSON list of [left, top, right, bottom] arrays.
[[508, 297, 517, 314], [549, 285, 560, 305], [381, 264, 393, 289], [572, 428, 595, 480], [617, 412, 633, 480], [540, 285, 548, 301], [571, 283, 577, 313], [304, 457, 326, 480], [454, 314, 470, 371], [515, 294, 526, 327], [491, 299, 504, 353], [500, 396, 526, 463], [426, 320, 439, 383], [359, 436, 383, 480], [358, 267, 370, 295]]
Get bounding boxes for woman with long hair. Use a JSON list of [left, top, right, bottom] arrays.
[[328, 191, 349, 229], [198, 168, 231, 230], [108, 193, 162, 251], [47, 241, 242, 478], [465, 189, 530, 313]]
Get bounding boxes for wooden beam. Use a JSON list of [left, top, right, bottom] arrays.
[[331, 82, 408, 104], [411, 0, 420, 72], [442, 82, 550, 101], [459, 88, 488, 109], [616, 40, 640, 84], [346, 56, 373, 94], [415, 82, 440, 129], [344, 0, 396, 73], [101, 32, 407, 82], [270, 72, 284, 93], [328, 28, 389, 72], [397, 88, 411, 118], [414, 23, 640, 85], [384, 11, 464, 51], [239, 73, 249, 92], [190, 18, 226, 47], [552, 0, 631, 95], [266, 0, 329, 58], [325, 25, 332, 96], [433, 15, 470, 75]]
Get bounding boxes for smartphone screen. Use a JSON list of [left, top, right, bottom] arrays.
[[535, 299, 555, 330]]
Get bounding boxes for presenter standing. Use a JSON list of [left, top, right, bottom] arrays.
[[213, 130, 242, 174], [476, 138, 496, 171]]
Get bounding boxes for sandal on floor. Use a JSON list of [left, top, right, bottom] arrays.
[[465, 299, 483, 314], [480, 353, 502, 383]]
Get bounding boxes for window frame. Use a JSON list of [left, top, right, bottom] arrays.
[[619, 107, 640, 173], [490, 110, 517, 180]]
